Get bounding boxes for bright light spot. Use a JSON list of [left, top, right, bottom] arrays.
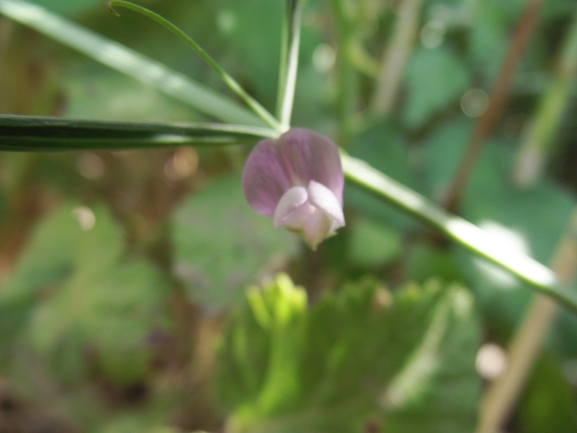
[[461, 88, 489, 118], [476, 343, 507, 380], [77, 152, 105, 180], [217, 9, 236, 33], [72, 206, 96, 231], [472, 220, 531, 289], [312, 43, 336, 74], [165, 147, 199, 182], [420, 20, 446, 49]]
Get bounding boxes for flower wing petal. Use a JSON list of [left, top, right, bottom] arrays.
[[307, 180, 345, 230], [242, 139, 292, 216], [273, 186, 310, 228]]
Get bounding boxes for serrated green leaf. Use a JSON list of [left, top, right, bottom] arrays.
[[217, 275, 481, 433], [172, 174, 299, 311], [403, 47, 471, 128]]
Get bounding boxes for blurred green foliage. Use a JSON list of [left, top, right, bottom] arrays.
[[217, 275, 480, 433], [0, 0, 577, 432]]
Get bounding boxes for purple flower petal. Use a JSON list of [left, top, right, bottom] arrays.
[[242, 129, 344, 217], [242, 139, 292, 216], [242, 128, 346, 249], [277, 129, 344, 205]]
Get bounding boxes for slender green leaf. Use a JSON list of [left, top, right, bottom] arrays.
[[0, 0, 266, 126], [108, 0, 281, 131], [276, 0, 303, 132], [0, 114, 276, 151]]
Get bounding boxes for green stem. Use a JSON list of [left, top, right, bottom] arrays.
[[108, 0, 281, 132], [329, 0, 358, 147], [276, 0, 303, 133], [476, 209, 577, 433], [371, 0, 424, 116], [441, 0, 544, 211], [341, 153, 577, 313], [513, 9, 577, 187]]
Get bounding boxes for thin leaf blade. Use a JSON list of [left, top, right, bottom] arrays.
[[0, 0, 266, 127], [0, 114, 276, 151]]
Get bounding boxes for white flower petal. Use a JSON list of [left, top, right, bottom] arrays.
[[273, 186, 309, 228], [307, 180, 345, 229], [303, 209, 333, 249]]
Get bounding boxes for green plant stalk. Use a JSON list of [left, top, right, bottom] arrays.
[[370, 0, 424, 116], [441, 0, 544, 211], [513, 10, 577, 187], [484, 13, 577, 430], [276, 0, 303, 133], [341, 153, 577, 313], [0, 0, 265, 127], [476, 209, 577, 433], [108, 1, 281, 132], [329, 0, 359, 147]]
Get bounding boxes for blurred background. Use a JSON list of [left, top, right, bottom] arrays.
[[1, 0, 577, 432]]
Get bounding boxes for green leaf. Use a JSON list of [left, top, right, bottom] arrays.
[[0, 202, 171, 384], [403, 47, 471, 128], [456, 179, 575, 332], [0, 114, 276, 151], [348, 217, 402, 268], [171, 174, 299, 311], [0, 0, 266, 126], [518, 354, 577, 433], [28, 0, 100, 15], [422, 117, 512, 201], [345, 121, 418, 231], [217, 275, 481, 433]]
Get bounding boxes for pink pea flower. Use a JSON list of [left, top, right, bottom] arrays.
[[242, 128, 345, 249]]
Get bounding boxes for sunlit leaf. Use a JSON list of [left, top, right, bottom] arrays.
[[217, 275, 481, 433]]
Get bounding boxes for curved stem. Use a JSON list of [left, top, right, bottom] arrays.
[[108, 0, 281, 132], [341, 153, 577, 314]]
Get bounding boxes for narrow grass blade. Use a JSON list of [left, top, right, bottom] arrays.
[[0, 0, 266, 127], [109, 0, 281, 132], [276, 0, 303, 132], [0, 114, 277, 151]]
